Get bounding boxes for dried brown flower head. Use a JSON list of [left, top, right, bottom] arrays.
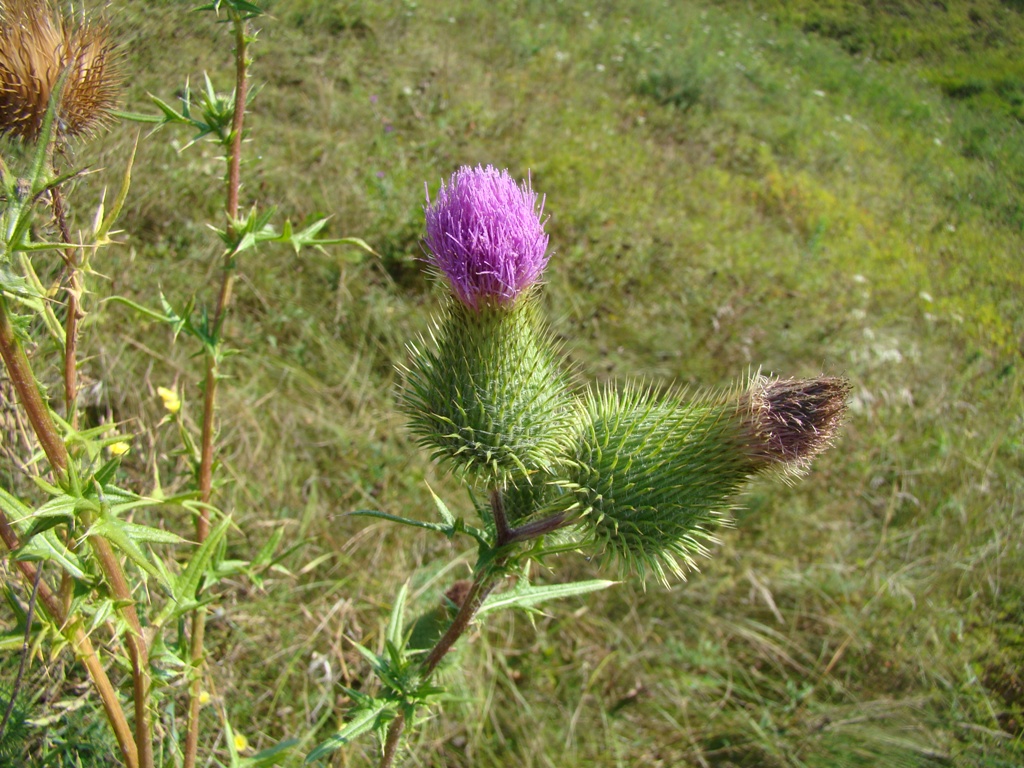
[[0, 0, 121, 143], [742, 373, 852, 474]]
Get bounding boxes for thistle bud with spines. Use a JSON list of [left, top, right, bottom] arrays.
[[401, 297, 575, 486], [548, 374, 850, 583]]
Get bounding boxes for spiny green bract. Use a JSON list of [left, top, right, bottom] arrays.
[[555, 384, 758, 584], [399, 296, 575, 487]]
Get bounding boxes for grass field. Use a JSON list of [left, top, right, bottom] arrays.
[[2, 0, 1023, 766]]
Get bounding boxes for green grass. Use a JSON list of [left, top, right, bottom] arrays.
[[3, 0, 1023, 765]]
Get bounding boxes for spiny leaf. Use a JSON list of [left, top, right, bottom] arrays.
[[21, 493, 79, 535], [93, 133, 138, 245], [387, 582, 410, 648], [15, 530, 87, 580], [90, 516, 169, 588], [194, 0, 266, 18], [111, 109, 165, 124], [0, 487, 32, 520], [304, 701, 395, 763], [104, 296, 167, 323], [477, 578, 617, 618], [348, 509, 452, 534], [243, 738, 299, 768], [112, 520, 186, 546], [427, 484, 456, 527], [155, 515, 232, 625]]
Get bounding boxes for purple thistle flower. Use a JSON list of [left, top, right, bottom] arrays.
[[424, 165, 550, 309]]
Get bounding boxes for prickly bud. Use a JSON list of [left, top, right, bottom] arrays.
[[555, 375, 849, 582], [740, 374, 851, 475], [400, 299, 575, 486]]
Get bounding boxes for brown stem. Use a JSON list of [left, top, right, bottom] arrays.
[[225, 18, 248, 239], [185, 15, 250, 768], [87, 531, 154, 768], [379, 711, 406, 768], [197, 8, 248, 543], [195, 359, 219, 542], [0, 514, 138, 768], [422, 568, 501, 675], [376, 503, 569, 765], [491, 489, 512, 547], [50, 184, 82, 428], [183, 605, 208, 768], [379, 563, 505, 768], [0, 298, 68, 473], [59, 553, 74, 615], [50, 182, 83, 622], [504, 512, 570, 546], [2, 297, 153, 766]]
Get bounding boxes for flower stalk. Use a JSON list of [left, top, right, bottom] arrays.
[[50, 185, 84, 426], [185, 12, 251, 768], [379, 553, 507, 768], [83, 520, 154, 768], [0, 297, 69, 473]]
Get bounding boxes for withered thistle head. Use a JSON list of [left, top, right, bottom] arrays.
[[0, 0, 121, 143], [741, 374, 851, 474]]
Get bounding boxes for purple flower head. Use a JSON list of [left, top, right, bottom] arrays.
[[424, 165, 550, 310]]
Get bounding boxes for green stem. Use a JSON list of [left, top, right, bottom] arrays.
[[185, 14, 250, 768]]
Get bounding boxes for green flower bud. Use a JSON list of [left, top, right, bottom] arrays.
[[552, 375, 849, 583], [400, 297, 575, 486]]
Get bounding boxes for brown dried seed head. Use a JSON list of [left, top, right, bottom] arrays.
[[0, 0, 121, 143], [741, 374, 851, 474]]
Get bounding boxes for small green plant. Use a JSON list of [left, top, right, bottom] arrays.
[[308, 165, 850, 767], [0, 1, 368, 766]]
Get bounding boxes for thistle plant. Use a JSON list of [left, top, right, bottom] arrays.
[[311, 165, 850, 767], [0, 2, 368, 766]]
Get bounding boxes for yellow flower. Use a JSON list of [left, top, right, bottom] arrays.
[[157, 386, 181, 414], [0, 0, 122, 143], [107, 441, 130, 456], [233, 732, 250, 753], [198, 690, 211, 707]]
